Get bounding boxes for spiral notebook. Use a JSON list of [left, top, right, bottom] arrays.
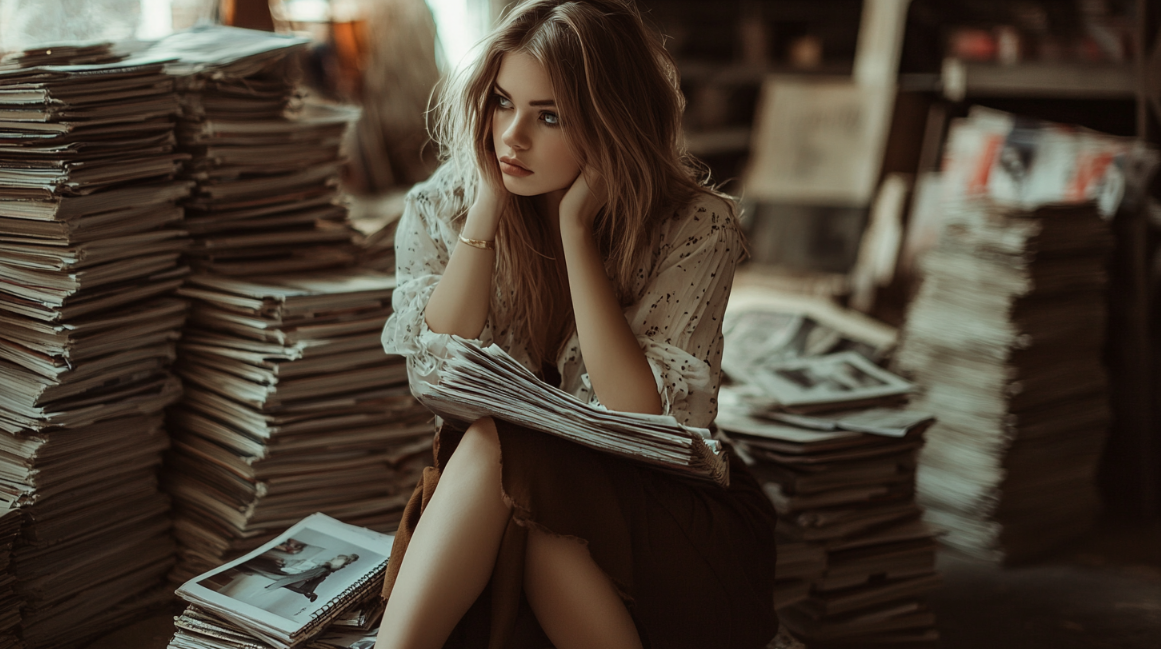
[[175, 513, 392, 649]]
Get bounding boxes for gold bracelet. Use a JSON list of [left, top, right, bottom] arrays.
[[458, 233, 495, 250]]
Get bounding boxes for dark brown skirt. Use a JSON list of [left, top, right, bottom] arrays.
[[382, 419, 780, 649]]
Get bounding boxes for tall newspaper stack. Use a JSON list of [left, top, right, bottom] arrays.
[[165, 273, 432, 582], [138, 25, 432, 581], [894, 108, 1147, 561], [0, 45, 191, 648], [149, 25, 360, 276], [717, 288, 941, 648]]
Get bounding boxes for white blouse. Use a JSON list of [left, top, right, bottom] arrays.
[[381, 163, 745, 429]]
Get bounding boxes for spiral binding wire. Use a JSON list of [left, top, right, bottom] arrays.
[[297, 558, 388, 638]]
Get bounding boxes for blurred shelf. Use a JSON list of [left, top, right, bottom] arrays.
[[678, 60, 853, 85], [684, 126, 752, 156], [935, 58, 1137, 101]]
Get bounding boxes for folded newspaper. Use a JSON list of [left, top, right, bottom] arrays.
[[174, 513, 393, 649], [414, 337, 729, 487]]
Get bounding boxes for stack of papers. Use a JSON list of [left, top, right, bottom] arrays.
[[0, 51, 192, 321], [718, 407, 939, 648], [165, 271, 433, 583], [718, 292, 940, 648], [772, 541, 827, 611], [0, 47, 192, 649], [417, 338, 729, 486], [897, 197, 1115, 561], [147, 26, 361, 275], [169, 513, 391, 649]]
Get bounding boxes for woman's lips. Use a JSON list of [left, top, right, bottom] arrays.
[[499, 157, 532, 177]]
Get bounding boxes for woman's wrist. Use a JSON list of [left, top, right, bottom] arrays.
[[463, 200, 500, 242], [559, 217, 595, 252]]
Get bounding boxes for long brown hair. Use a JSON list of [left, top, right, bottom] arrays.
[[433, 0, 723, 367]]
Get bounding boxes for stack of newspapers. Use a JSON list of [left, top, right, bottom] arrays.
[[719, 407, 939, 648], [416, 337, 730, 486], [148, 25, 360, 275], [165, 271, 433, 582], [717, 289, 940, 648], [773, 541, 827, 611], [0, 46, 190, 649], [0, 504, 21, 649], [893, 110, 1131, 561], [169, 513, 391, 649]]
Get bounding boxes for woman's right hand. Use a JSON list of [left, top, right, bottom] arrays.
[[464, 166, 504, 240]]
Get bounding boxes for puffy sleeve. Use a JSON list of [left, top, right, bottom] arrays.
[[582, 193, 744, 428], [381, 167, 495, 392]]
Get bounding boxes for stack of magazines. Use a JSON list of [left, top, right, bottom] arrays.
[[147, 26, 361, 275], [772, 541, 827, 611], [165, 271, 433, 582], [0, 46, 191, 649], [718, 407, 939, 648], [169, 513, 391, 649], [0, 505, 21, 649], [895, 113, 1124, 560], [717, 290, 940, 648]]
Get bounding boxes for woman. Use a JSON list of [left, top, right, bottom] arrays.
[[376, 1, 779, 647], [264, 553, 359, 603]]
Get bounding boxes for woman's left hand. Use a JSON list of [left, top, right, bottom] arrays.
[[559, 169, 606, 233]]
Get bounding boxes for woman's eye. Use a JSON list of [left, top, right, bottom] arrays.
[[495, 94, 512, 108], [541, 112, 560, 126]]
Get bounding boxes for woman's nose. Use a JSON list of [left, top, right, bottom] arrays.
[[501, 114, 530, 150]]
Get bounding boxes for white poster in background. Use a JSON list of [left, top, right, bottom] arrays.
[[744, 78, 895, 207]]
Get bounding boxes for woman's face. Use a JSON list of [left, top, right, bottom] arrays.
[[490, 51, 582, 199]]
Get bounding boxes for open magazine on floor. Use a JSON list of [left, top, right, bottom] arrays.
[[175, 513, 392, 649], [414, 337, 729, 487]]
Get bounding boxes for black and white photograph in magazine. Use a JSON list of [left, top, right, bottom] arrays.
[[752, 350, 915, 411], [197, 528, 383, 620]]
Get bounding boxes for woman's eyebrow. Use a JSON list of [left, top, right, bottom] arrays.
[[494, 83, 555, 106]]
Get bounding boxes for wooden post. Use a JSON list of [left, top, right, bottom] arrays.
[[1128, 0, 1160, 519]]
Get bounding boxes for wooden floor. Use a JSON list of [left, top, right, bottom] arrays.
[[83, 521, 1161, 649]]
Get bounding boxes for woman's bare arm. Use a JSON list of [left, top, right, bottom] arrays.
[[558, 175, 663, 416], [423, 177, 502, 338]]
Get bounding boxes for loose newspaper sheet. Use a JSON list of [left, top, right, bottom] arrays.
[[414, 337, 729, 487], [176, 513, 392, 649], [749, 351, 915, 413]]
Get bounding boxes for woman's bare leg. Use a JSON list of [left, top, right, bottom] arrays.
[[375, 417, 510, 649], [524, 529, 644, 649]]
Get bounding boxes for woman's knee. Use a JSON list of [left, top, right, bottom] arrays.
[[453, 416, 501, 468]]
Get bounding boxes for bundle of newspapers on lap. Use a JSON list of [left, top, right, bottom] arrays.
[[716, 287, 941, 648], [414, 336, 729, 486], [170, 513, 390, 649]]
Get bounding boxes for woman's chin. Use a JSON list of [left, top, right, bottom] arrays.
[[503, 178, 572, 200], [501, 178, 538, 197]]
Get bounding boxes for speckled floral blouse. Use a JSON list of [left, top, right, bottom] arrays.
[[381, 163, 745, 429]]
